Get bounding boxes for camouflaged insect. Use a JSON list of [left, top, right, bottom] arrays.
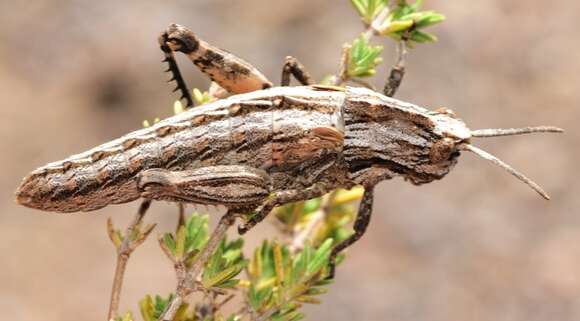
[[15, 23, 563, 276]]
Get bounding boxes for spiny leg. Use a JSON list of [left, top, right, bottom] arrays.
[[159, 31, 194, 108], [238, 183, 330, 234], [161, 23, 273, 95], [383, 40, 408, 97], [281, 56, 315, 86], [327, 186, 374, 279], [137, 165, 271, 209]]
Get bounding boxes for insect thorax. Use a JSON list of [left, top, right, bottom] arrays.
[[342, 87, 460, 187]]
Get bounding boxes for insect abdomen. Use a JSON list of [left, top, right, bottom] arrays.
[[15, 115, 238, 212], [15, 86, 346, 213]]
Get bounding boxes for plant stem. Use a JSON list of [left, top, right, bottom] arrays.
[[363, 7, 390, 41], [108, 200, 152, 321], [334, 44, 351, 86], [289, 192, 335, 253], [177, 203, 186, 233], [188, 211, 236, 283], [335, 7, 390, 86], [160, 296, 184, 321], [159, 210, 238, 321], [108, 253, 129, 321]]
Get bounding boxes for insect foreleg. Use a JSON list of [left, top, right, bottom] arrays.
[[137, 166, 271, 209], [383, 65, 405, 97], [383, 40, 407, 97], [237, 183, 330, 234], [281, 56, 315, 86], [327, 186, 374, 279]]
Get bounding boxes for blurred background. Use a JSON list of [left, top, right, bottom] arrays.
[[1, 1, 578, 320]]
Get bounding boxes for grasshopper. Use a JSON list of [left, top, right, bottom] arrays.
[[15, 24, 563, 277]]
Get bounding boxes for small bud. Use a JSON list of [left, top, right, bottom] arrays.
[[193, 88, 205, 105], [173, 100, 185, 115], [380, 19, 414, 35]]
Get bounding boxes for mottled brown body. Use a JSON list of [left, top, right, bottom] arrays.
[[15, 23, 563, 281], [15, 85, 469, 213]]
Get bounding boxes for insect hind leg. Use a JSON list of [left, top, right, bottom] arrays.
[[159, 30, 194, 108], [160, 24, 273, 95], [137, 166, 271, 209]]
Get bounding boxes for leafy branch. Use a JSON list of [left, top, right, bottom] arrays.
[[107, 200, 156, 321], [333, 0, 445, 93]]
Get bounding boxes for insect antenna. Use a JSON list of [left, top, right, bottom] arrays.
[[160, 36, 194, 108], [471, 126, 563, 138], [460, 144, 551, 200]]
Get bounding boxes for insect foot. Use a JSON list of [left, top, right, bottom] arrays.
[[160, 23, 200, 54]]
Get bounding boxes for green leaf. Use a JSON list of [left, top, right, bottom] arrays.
[[410, 0, 424, 11], [139, 295, 154, 321], [314, 278, 334, 287], [350, 0, 367, 18], [203, 263, 245, 288], [271, 243, 284, 285], [307, 238, 333, 276], [302, 198, 321, 214], [140, 293, 184, 321], [154, 294, 169, 318], [202, 236, 247, 290], [350, 0, 389, 24], [271, 305, 304, 321], [175, 225, 186, 259], [415, 12, 445, 29], [112, 230, 123, 248], [163, 233, 176, 256], [347, 36, 384, 78], [246, 240, 337, 320], [409, 30, 437, 43], [296, 295, 321, 304], [185, 213, 209, 253], [383, 1, 444, 45], [248, 285, 273, 311], [222, 247, 243, 264], [305, 287, 328, 296]]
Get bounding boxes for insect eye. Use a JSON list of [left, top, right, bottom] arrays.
[[166, 38, 184, 50], [429, 138, 456, 163]]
